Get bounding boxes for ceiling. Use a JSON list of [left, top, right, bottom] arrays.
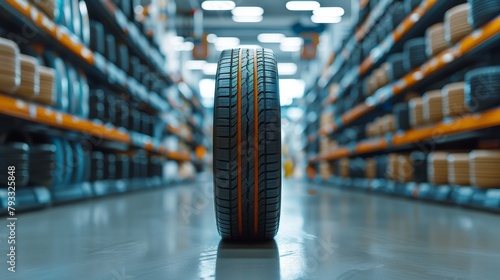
[[175, 0, 354, 47], [171, 0, 356, 105]]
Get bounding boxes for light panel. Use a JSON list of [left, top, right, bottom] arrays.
[[280, 44, 301, 52], [203, 63, 218, 75], [280, 37, 303, 47], [278, 63, 298, 75], [279, 79, 305, 105], [201, 1, 235, 11], [311, 15, 342, 24], [175, 42, 194, 51], [257, 33, 285, 43], [207, 33, 217, 43], [214, 37, 240, 51], [186, 60, 206, 70], [231, 7, 264, 16], [232, 15, 263, 23], [286, 1, 320, 11], [238, 45, 261, 49], [280, 79, 305, 98], [215, 37, 240, 46], [199, 79, 215, 98], [313, 7, 345, 17]]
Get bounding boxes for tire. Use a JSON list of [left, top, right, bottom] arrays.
[[213, 48, 281, 240]]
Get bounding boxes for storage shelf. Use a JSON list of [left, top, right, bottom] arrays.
[[321, 16, 500, 135], [85, 0, 173, 86], [315, 107, 500, 162], [0, 94, 193, 161], [318, 0, 393, 88], [0, 0, 170, 113], [324, 0, 441, 106]]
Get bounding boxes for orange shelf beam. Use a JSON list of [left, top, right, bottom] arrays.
[[0, 94, 129, 143], [341, 103, 373, 125], [319, 147, 350, 161], [314, 107, 500, 162], [393, 108, 500, 146], [356, 138, 389, 154], [166, 151, 192, 162], [0, 94, 193, 161]]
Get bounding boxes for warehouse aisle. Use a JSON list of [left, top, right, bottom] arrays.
[[4, 179, 500, 280]]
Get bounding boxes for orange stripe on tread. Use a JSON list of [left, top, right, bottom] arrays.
[[237, 49, 243, 236], [253, 49, 259, 236]]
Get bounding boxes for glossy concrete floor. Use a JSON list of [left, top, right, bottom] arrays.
[[1, 178, 500, 280]]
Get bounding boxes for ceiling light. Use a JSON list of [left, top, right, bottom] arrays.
[[162, 35, 184, 47], [215, 45, 228, 52], [281, 37, 303, 47], [279, 79, 305, 105], [313, 7, 345, 17], [172, 36, 184, 44], [257, 33, 285, 43], [238, 45, 261, 49], [278, 63, 298, 75], [280, 44, 301, 52], [232, 15, 263, 23], [311, 15, 342, 24], [174, 42, 194, 51], [203, 63, 218, 75], [286, 1, 320, 11], [201, 1, 235, 11], [215, 37, 240, 46], [231, 6, 264, 16], [280, 79, 305, 98], [199, 79, 215, 98], [214, 37, 240, 51], [207, 33, 217, 43], [186, 60, 206, 70]]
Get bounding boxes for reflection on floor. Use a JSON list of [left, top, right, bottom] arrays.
[[1, 178, 499, 279]]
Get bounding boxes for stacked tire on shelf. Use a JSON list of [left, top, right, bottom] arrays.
[[469, 0, 500, 29], [314, 0, 500, 208], [29, 144, 57, 186], [213, 48, 281, 240], [0, 143, 30, 187], [465, 67, 500, 112]]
